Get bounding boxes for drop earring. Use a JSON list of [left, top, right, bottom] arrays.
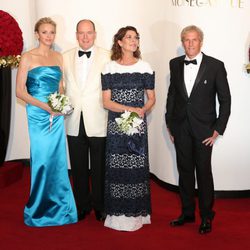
[[35, 39, 39, 48], [51, 43, 55, 50]]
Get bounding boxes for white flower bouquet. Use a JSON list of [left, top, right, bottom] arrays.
[[115, 111, 143, 136], [47, 92, 73, 131], [48, 92, 73, 115]]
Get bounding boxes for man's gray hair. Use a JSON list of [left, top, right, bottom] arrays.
[[181, 25, 204, 42]]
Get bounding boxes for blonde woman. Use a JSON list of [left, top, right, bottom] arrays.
[[16, 17, 77, 227]]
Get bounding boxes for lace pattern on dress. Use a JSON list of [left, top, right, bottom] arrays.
[[108, 153, 145, 169], [110, 182, 149, 199], [102, 64, 154, 221], [112, 89, 144, 103]]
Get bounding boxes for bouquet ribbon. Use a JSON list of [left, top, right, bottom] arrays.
[[49, 115, 54, 132], [127, 137, 144, 155]]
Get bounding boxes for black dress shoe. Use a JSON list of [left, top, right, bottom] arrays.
[[199, 218, 212, 234], [77, 210, 90, 221], [170, 214, 195, 226], [94, 210, 106, 221]]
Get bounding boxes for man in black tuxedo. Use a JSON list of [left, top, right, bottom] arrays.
[[165, 25, 231, 234]]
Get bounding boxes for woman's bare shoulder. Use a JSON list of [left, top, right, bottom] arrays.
[[52, 50, 63, 66], [52, 50, 62, 58]]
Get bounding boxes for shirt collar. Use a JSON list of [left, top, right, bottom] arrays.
[[185, 52, 203, 64], [78, 46, 94, 53]]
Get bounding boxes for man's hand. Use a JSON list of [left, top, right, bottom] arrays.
[[167, 128, 174, 143], [202, 130, 219, 146]]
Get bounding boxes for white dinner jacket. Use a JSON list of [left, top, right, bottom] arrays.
[[63, 46, 110, 137]]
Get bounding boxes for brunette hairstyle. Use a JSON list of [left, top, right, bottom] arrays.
[[111, 26, 141, 61], [34, 17, 56, 33]]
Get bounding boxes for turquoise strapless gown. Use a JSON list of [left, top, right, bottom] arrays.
[[24, 66, 77, 227]]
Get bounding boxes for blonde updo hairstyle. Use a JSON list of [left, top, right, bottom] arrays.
[[34, 17, 56, 33]]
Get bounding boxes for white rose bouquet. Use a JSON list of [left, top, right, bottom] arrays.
[[48, 92, 73, 114], [47, 92, 73, 131], [115, 111, 143, 136]]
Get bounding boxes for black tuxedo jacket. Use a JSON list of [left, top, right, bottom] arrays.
[[165, 53, 231, 139]]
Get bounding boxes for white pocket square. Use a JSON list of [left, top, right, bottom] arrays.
[[204, 80, 207, 84]]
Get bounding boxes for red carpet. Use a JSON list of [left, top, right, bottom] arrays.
[[0, 161, 24, 188], [1, 166, 250, 250]]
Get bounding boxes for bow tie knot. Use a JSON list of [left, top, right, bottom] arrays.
[[78, 50, 91, 58], [184, 59, 197, 65]]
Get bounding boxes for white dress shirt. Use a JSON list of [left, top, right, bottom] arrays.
[[184, 52, 203, 97], [75, 46, 94, 90]]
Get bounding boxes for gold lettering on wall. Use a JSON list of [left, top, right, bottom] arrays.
[[171, 0, 244, 8]]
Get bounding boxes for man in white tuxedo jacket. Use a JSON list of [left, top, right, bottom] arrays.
[[63, 19, 110, 222]]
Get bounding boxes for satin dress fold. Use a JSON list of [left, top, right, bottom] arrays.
[[24, 66, 77, 227]]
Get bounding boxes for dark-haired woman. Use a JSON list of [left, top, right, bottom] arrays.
[[102, 26, 155, 231]]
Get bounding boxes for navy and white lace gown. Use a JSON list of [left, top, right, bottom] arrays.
[[101, 60, 155, 231]]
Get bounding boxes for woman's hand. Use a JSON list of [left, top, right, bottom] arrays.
[[45, 103, 63, 116], [167, 128, 174, 143], [129, 107, 145, 118], [51, 111, 63, 116]]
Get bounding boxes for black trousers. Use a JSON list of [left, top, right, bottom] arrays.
[[67, 114, 106, 212], [173, 119, 215, 219]]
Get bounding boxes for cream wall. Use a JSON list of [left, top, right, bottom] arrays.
[[3, 0, 250, 190]]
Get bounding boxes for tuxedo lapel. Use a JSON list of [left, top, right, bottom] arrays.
[[86, 46, 100, 86], [179, 59, 188, 98], [67, 48, 79, 89], [190, 55, 207, 96]]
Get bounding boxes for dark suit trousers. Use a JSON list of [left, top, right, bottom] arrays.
[[67, 113, 106, 212], [173, 119, 214, 219]]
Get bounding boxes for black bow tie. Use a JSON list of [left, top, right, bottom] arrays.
[[78, 50, 91, 58], [184, 59, 197, 65]]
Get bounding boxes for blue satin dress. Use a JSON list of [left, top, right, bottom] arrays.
[[24, 66, 77, 227]]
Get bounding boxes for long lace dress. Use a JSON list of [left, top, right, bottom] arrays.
[[101, 60, 155, 231]]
